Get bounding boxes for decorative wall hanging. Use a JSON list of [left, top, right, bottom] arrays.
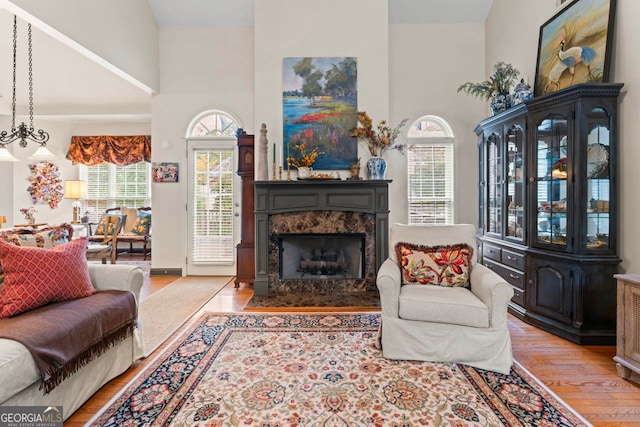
[[534, 0, 616, 96], [152, 162, 179, 182], [27, 161, 64, 208], [282, 57, 357, 170]]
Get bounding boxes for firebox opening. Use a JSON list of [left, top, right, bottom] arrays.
[[278, 233, 365, 280]]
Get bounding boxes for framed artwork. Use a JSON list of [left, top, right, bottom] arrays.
[[534, 0, 616, 97], [283, 57, 357, 170], [152, 162, 179, 182]]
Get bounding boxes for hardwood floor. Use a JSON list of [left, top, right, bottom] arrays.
[[66, 273, 640, 426]]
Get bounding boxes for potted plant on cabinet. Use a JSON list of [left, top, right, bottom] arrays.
[[458, 62, 521, 115]]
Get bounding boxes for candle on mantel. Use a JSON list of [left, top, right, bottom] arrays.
[[273, 143, 276, 163]]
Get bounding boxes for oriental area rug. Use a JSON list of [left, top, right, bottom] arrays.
[[90, 313, 591, 426]]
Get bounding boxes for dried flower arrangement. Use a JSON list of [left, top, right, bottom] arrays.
[[350, 111, 408, 157], [287, 143, 325, 168]]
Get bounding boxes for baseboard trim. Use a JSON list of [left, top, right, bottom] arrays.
[[150, 268, 182, 276]]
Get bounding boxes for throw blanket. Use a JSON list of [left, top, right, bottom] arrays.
[[0, 290, 137, 394]]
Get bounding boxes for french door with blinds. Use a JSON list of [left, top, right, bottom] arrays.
[[186, 140, 240, 276]]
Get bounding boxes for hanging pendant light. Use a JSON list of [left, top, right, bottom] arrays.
[[0, 16, 55, 162]]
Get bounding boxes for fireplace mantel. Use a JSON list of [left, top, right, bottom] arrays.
[[253, 180, 391, 295]]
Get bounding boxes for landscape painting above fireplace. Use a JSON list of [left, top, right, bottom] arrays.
[[282, 57, 358, 170]]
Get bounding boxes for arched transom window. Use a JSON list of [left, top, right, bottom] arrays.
[[188, 110, 239, 137], [406, 115, 455, 225]]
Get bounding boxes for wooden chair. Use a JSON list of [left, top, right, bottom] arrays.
[[105, 206, 152, 260], [86, 215, 123, 264]]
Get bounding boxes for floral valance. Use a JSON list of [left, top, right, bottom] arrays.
[[66, 135, 151, 166]]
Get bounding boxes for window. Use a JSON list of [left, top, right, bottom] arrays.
[[80, 162, 151, 223], [190, 111, 239, 137], [407, 116, 455, 225], [191, 149, 234, 263]]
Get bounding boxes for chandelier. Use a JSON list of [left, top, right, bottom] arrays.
[[0, 15, 55, 162]]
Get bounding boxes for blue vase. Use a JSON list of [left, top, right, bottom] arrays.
[[490, 93, 509, 115], [367, 157, 387, 180]]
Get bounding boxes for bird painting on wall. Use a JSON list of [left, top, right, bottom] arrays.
[[534, 0, 613, 97], [544, 39, 597, 94]]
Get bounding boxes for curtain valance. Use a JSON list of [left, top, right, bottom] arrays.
[[66, 135, 151, 166]]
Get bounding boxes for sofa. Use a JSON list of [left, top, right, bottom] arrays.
[[0, 225, 144, 420]]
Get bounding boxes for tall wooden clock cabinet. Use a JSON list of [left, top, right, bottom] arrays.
[[235, 130, 255, 287]]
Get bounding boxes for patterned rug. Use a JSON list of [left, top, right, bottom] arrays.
[[91, 313, 591, 426]]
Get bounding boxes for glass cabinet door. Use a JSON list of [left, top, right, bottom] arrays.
[[534, 114, 569, 249], [486, 132, 502, 236], [505, 124, 525, 242], [585, 107, 611, 251]]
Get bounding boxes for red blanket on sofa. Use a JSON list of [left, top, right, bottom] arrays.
[[0, 290, 137, 394]]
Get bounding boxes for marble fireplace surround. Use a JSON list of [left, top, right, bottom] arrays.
[[254, 180, 391, 295]]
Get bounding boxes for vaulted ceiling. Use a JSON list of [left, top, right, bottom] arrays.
[[0, 0, 493, 122]]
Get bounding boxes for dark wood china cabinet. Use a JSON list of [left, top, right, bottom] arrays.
[[476, 83, 623, 344]]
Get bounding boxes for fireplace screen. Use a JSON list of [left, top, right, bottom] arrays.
[[278, 233, 365, 280]]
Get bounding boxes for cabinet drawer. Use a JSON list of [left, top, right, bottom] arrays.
[[502, 249, 525, 270], [511, 285, 525, 307], [483, 244, 502, 262], [483, 259, 525, 289]]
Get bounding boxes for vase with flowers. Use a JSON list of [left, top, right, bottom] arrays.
[[287, 143, 325, 179], [350, 111, 408, 180], [20, 206, 37, 224]]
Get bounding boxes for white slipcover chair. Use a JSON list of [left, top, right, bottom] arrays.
[[376, 223, 514, 374]]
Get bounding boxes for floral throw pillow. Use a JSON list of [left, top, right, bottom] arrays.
[[131, 211, 151, 236], [395, 242, 473, 288], [94, 215, 124, 236]]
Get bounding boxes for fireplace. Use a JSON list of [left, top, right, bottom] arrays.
[[254, 180, 390, 295], [279, 233, 365, 279]]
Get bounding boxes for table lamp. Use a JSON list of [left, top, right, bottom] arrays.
[[64, 180, 87, 224]]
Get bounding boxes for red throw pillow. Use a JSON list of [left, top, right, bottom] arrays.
[[395, 242, 473, 287], [0, 237, 95, 318]]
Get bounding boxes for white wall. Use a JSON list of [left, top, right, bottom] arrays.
[[151, 26, 254, 270], [6, 0, 159, 92], [389, 23, 485, 225], [486, 0, 640, 273], [254, 0, 391, 200]]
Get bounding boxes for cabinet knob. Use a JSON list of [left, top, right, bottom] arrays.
[[528, 279, 533, 284], [507, 255, 516, 261], [529, 177, 535, 182], [509, 273, 520, 279]]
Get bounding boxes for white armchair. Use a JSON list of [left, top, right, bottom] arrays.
[[377, 223, 514, 374]]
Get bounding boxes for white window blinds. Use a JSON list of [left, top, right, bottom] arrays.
[[406, 115, 455, 225], [81, 162, 151, 223], [191, 149, 234, 263]]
